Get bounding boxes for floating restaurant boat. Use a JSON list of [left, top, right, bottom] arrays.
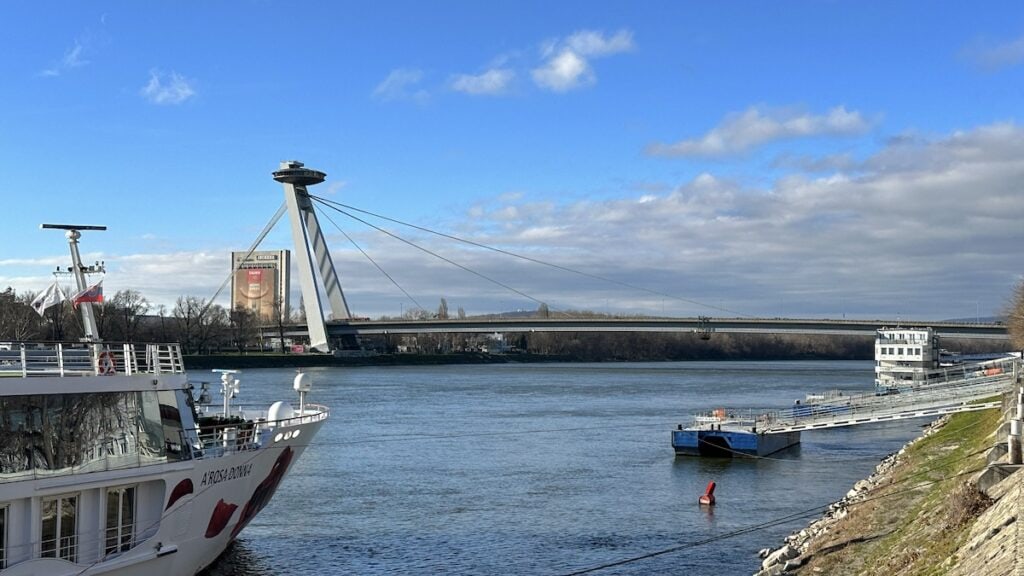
[[874, 326, 1018, 393], [0, 225, 329, 575]]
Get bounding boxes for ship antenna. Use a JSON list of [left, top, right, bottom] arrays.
[[40, 223, 107, 341]]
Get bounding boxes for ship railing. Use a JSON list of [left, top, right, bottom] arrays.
[[0, 341, 184, 377], [183, 403, 330, 460]]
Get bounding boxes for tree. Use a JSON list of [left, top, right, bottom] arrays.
[[437, 298, 449, 320], [229, 306, 260, 353], [173, 296, 227, 354], [111, 290, 150, 342], [272, 297, 289, 353], [0, 288, 44, 340], [1008, 280, 1024, 350]]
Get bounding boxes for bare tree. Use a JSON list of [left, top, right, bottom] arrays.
[[1007, 280, 1024, 350], [273, 297, 288, 353], [229, 306, 260, 353], [437, 298, 449, 320], [111, 289, 150, 342], [0, 288, 44, 340]]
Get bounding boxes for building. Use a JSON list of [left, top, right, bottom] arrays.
[[230, 250, 290, 321], [875, 326, 1017, 392]]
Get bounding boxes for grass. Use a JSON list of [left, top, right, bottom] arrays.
[[799, 407, 1003, 575]]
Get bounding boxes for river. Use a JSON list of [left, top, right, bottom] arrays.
[[201, 360, 926, 575]]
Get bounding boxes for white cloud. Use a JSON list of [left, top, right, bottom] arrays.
[[532, 29, 633, 92], [40, 40, 90, 77], [6, 123, 1020, 321], [451, 68, 515, 95], [564, 29, 634, 57], [372, 68, 429, 103], [140, 70, 196, 105], [962, 33, 1024, 70], [439, 122, 1024, 318], [647, 105, 871, 157]]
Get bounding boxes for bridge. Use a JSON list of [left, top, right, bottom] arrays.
[[260, 161, 1010, 351], [308, 317, 1007, 340]]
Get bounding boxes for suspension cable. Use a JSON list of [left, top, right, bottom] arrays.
[[314, 203, 425, 312], [309, 195, 750, 318], [310, 197, 550, 309], [203, 202, 287, 314]]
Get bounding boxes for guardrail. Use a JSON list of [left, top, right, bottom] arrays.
[[0, 342, 184, 377], [687, 359, 1020, 434], [183, 404, 330, 460]]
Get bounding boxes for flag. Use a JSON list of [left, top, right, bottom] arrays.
[[30, 282, 66, 317], [72, 280, 104, 308]]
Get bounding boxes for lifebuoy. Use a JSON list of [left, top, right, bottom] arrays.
[[97, 351, 116, 375]]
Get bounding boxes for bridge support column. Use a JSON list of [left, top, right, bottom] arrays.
[[273, 161, 351, 353]]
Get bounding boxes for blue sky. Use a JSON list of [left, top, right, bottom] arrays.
[[2, 1, 1023, 321]]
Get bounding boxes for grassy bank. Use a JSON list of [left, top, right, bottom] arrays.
[[793, 407, 1002, 574]]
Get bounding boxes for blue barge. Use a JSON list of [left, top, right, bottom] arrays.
[[672, 410, 800, 457]]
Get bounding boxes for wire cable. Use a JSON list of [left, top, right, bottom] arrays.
[[309, 195, 752, 318], [314, 203, 426, 312], [558, 462, 991, 575], [203, 202, 287, 314], [310, 197, 550, 309]]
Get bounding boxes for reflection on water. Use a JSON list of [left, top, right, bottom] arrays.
[[200, 361, 926, 575], [200, 540, 273, 575]]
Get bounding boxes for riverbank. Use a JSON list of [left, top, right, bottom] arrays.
[[755, 392, 1019, 575]]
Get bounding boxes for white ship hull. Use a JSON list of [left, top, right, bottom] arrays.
[[1, 412, 325, 576]]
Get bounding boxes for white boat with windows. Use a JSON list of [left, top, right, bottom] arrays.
[[0, 225, 328, 575]]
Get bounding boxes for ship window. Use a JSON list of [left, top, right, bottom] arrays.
[[158, 391, 184, 459], [105, 486, 136, 556], [41, 494, 78, 562]]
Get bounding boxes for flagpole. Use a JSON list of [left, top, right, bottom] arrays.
[[67, 229, 100, 341], [41, 224, 106, 342]]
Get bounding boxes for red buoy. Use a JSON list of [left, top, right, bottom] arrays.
[[699, 481, 716, 505]]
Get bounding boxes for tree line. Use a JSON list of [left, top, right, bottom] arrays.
[[0, 287, 278, 354]]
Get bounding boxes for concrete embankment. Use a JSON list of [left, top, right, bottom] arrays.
[[755, 385, 1023, 575]]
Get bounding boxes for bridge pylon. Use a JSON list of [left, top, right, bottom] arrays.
[[273, 160, 350, 352]]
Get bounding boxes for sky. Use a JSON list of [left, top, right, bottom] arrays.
[[1, 1, 1023, 321]]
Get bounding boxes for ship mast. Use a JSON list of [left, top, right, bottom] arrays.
[[41, 223, 106, 341]]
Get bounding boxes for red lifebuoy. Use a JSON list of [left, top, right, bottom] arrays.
[[97, 351, 116, 375]]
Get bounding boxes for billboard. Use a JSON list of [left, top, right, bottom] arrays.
[[230, 250, 290, 322]]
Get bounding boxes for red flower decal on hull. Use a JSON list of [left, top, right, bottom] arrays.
[[166, 478, 194, 510], [230, 446, 295, 539], [205, 499, 238, 538]]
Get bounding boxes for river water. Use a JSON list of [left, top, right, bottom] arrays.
[[201, 361, 926, 575]]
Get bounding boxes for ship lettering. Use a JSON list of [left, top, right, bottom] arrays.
[[200, 463, 254, 487]]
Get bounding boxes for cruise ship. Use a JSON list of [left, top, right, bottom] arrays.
[[0, 225, 328, 575]]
